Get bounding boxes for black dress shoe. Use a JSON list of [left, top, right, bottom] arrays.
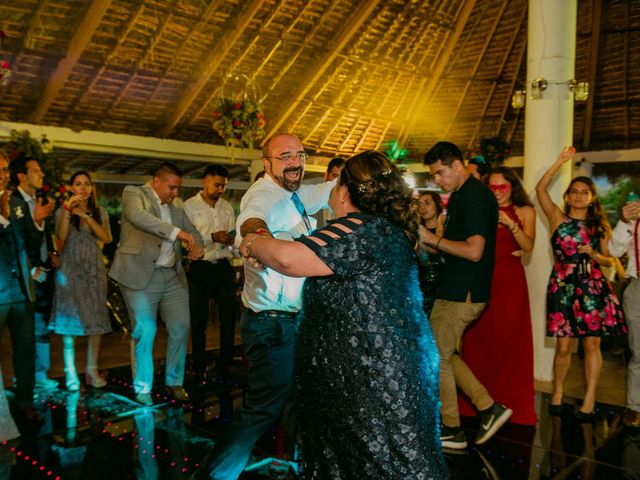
[[575, 409, 595, 422]]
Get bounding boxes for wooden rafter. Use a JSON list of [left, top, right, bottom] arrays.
[[398, 0, 477, 145], [468, 3, 528, 150], [442, 0, 508, 139], [67, 151, 92, 168], [186, 0, 296, 126], [128, 0, 228, 127], [264, 0, 382, 139], [582, 0, 602, 150], [95, 0, 181, 130], [95, 155, 126, 170], [159, 0, 265, 137], [63, 2, 146, 126], [28, 0, 112, 123]]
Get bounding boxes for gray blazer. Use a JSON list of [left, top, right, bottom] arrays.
[[109, 183, 202, 290]]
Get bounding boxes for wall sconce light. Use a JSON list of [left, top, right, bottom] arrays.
[[41, 134, 53, 154], [568, 80, 589, 101], [511, 90, 526, 109], [530, 78, 548, 99]]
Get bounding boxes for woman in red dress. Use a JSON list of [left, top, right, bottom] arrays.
[[459, 166, 537, 425]]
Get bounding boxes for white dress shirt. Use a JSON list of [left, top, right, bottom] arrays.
[[184, 193, 235, 262], [237, 175, 335, 313], [609, 218, 640, 279], [150, 187, 179, 268]]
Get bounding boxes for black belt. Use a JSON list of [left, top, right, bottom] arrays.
[[194, 258, 229, 265], [249, 309, 297, 319]]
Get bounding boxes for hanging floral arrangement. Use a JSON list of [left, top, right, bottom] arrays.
[[212, 97, 266, 149], [0, 30, 10, 87]]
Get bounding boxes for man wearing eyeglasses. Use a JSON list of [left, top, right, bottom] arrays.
[[198, 133, 334, 480]]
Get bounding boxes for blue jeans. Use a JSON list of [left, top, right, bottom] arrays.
[[202, 309, 298, 480]]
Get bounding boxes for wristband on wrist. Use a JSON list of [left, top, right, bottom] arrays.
[[436, 237, 442, 250], [63, 203, 72, 212], [246, 235, 267, 257]]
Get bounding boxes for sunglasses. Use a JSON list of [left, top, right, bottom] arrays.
[[489, 183, 511, 192]]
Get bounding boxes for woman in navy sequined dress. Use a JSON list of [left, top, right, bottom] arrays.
[[241, 151, 447, 479]]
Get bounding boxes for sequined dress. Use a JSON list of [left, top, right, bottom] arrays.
[[50, 207, 112, 336], [295, 213, 447, 480], [418, 226, 444, 316], [546, 217, 625, 337]]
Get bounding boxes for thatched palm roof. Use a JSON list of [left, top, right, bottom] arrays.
[[0, 0, 637, 181]]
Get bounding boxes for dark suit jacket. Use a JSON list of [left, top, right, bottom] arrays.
[[109, 184, 202, 290], [0, 195, 37, 304], [10, 189, 49, 268]]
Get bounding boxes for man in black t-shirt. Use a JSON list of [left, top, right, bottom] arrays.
[[422, 141, 512, 450]]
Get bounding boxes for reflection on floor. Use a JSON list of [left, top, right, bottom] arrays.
[[1, 352, 638, 480]]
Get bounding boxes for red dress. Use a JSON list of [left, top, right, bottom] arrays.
[[458, 205, 537, 425]]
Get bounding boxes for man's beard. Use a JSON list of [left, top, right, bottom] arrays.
[[277, 166, 303, 192]]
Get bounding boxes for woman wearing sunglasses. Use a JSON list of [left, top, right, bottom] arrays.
[[459, 166, 537, 425]]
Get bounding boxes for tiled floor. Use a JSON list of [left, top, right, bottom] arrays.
[[1, 351, 638, 480], [1, 324, 635, 479]]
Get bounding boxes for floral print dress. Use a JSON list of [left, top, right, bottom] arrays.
[[547, 217, 626, 337]]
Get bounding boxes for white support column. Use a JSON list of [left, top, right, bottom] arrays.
[[522, 0, 578, 382]]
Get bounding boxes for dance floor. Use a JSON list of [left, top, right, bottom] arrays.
[[0, 349, 637, 480]]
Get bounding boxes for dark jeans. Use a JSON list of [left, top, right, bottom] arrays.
[[188, 259, 238, 375], [202, 309, 298, 480], [0, 299, 35, 408]]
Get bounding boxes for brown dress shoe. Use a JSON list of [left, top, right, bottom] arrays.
[[168, 386, 190, 402], [623, 408, 640, 427]]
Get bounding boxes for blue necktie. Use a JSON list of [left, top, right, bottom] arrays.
[[291, 192, 312, 233]]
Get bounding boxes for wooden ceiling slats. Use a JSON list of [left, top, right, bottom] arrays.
[[0, 0, 639, 177]]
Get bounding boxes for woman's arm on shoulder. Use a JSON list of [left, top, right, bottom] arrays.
[[241, 234, 333, 277]]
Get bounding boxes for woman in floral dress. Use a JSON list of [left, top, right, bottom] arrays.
[[536, 147, 625, 419]]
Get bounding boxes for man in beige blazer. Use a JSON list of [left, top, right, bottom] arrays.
[[110, 162, 203, 406]]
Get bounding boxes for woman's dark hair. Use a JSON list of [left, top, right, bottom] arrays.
[[563, 176, 610, 239], [340, 150, 418, 244], [418, 191, 443, 226], [487, 166, 533, 207], [69, 171, 102, 230]]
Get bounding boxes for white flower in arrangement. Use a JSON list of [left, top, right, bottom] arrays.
[[14, 205, 24, 219]]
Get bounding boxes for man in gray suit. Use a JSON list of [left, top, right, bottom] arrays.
[[110, 162, 204, 406]]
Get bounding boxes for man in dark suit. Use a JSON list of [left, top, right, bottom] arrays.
[[0, 150, 44, 423], [9, 154, 58, 391], [109, 162, 204, 406]]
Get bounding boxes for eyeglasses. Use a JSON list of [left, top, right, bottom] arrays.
[[265, 152, 308, 163], [489, 183, 511, 192]]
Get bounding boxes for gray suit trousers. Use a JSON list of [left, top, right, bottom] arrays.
[[121, 267, 190, 394]]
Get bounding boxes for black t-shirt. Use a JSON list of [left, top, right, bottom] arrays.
[[437, 176, 498, 303]]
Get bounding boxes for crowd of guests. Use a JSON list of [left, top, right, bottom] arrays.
[[0, 134, 638, 480]]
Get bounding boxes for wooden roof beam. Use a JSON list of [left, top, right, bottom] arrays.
[[159, 0, 265, 138], [264, 0, 383, 140], [582, 0, 602, 150], [398, 0, 477, 146], [28, 0, 112, 123]]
